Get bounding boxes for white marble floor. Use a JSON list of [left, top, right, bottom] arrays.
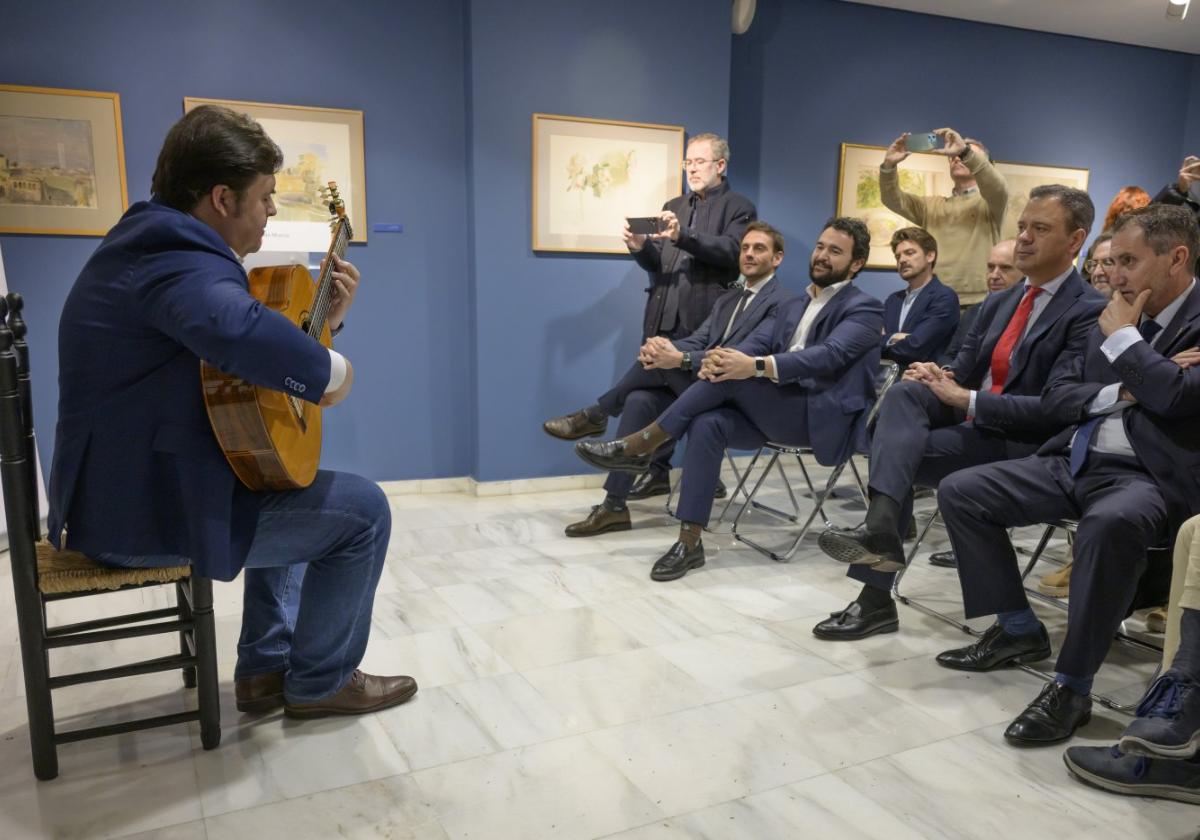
[[1, 467, 1197, 840]]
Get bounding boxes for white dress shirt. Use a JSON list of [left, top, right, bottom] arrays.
[[1082, 278, 1196, 458], [766, 280, 851, 381]]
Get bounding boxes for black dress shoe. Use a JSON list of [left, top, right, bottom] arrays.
[[565, 504, 631, 537], [1005, 682, 1092, 746], [543, 410, 607, 441], [812, 600, 899, 641], [713, 478, 728, 500], [936, 622, 1051, 672], [928, 550, 958, 568], [650, 540, 705, 581], [627, 471, 671, 500], [575, 438, 654, 474], [817, 525, 905, 573]]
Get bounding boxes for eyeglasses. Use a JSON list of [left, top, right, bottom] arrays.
[[1084, 258, 1116, 273], [682, 158, 720, 169]]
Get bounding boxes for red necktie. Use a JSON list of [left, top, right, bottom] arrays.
[[988, 286, 1043, 394]]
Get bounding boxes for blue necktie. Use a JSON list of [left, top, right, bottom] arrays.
[[1068, 318, 1162, 475]]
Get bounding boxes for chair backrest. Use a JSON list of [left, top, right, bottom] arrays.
[[0, 305, 41, 615], [5, 294, 39, 535]]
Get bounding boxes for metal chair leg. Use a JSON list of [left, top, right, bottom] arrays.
[[891, 508, 980, 637], [734, 459, 850, 563]]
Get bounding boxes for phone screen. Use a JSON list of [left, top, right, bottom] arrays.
[[906, 133, 939, 152], [626, 217, 661, 236]]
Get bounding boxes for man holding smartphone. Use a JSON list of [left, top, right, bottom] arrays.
[[880, 127, 1008, 307], [543, 132, 756, 502]]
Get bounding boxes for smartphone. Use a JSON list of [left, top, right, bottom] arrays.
[[906, 132, 940, 152], [626, 216, 663, 235]]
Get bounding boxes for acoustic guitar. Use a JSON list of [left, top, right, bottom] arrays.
[[201, 182, 352, 491]]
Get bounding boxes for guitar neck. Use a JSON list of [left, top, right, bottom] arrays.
[[306, 218, 351, 339]]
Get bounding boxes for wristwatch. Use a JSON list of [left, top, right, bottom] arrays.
[[754, 357, 766, 378], [680, 351, 692, 372]]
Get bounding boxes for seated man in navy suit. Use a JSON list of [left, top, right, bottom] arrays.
[[548, 223, 792, 538], [881, 227, 960, 368], [940, 238, 1022, 365], [936, 204, 1200, 747], [47, 105, 416, 719], [575, 217, 884, 581], [816, 185, 1106, 640]]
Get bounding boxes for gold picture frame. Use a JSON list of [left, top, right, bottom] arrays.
[[532, 113, 685, 254], [0, 84, 128, 236], [836, 142, 1090, 270], [184, 97, 367, 246]]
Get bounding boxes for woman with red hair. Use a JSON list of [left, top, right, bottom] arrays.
[[1102, 185, 1150, 232]]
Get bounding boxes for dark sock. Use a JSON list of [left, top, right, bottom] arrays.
[[864, 491, 901, 537], [997, 608, 1041, 637], [602, 495, 627, 513], [1170, 608, 1200, 680], [584, 404, 607, 423], [1055, 672, 1093, 697], [679, 521, 703, 550], [621, 422, 671, 456], [855, 583, 893, 612]]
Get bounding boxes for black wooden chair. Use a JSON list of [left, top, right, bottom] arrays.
[[0, 293, 220, 780]]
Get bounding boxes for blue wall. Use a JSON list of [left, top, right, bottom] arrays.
[[0, 0, 473, 481], [2, 0, 1198, 485], [730, 0, 1199, 303], [464, 0, 731, 481]]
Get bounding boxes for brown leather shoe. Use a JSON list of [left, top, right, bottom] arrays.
[[235, 671, 285, 714], [284, 670, 418, 719], [543, 409, 607, 440], [1037, 561, 1073, 598], [565, 504, 631, 537]]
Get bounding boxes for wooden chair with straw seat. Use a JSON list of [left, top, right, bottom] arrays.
[[0, 292, 220, 780]]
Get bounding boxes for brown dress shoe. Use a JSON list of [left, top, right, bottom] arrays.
[[565, 504, 631, 537], [1037, 561, 1073, 598], [284, 670, 418, 719], [235, 671, 285, 714], [543, 410, 607, 440]]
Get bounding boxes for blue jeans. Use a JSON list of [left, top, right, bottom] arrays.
[[99, 470, 391, 703]]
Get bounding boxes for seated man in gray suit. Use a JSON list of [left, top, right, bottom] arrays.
[[575, 217, 883, 581], [548, 222, 792, 537]]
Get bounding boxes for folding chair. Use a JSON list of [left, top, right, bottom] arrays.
[[1, 294, 221, 780], [729, 361, 899, 562]]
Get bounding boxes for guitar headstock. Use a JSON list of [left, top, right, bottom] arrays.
[[319, 181, 353, 239]]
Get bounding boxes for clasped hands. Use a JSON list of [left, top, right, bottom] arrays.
[[698, 347, 756, 382], [903, 361, 971, 409], [622, 210, 682, 250]]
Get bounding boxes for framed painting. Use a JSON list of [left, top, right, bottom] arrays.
[[836, 142, 1090, 269], [184, 97, 366, 249], [0, 85, 128, 236], [532, 113, 685, 254]]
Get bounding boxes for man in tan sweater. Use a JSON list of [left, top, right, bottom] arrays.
[[880, 127, 1008, 306]]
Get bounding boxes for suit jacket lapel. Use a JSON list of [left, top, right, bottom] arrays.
[[1157, 283, 1200, 355], [731, 279, 774, 341], [970, 284, 1023, 382], [900, 277, 936, 331], [775, 295, 810, 349], [1008, 272, 1082, 382]]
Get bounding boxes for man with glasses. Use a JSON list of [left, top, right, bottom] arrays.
[[880, 127, 1008, 307], [543, 132, 756, 503]]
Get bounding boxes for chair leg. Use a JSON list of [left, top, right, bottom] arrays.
[[735, 460, 849, 563], [891, 508, 980, 637], [176, 581, 197, 689], [189, 576, 222, 750]]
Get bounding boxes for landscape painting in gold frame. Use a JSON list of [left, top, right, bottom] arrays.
[[0, 84, 128, 236], [533, 113, 684, 254], [836, 142, 1090, 270], [184, 97, 366, 247]]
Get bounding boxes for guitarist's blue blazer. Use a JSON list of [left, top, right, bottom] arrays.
[[48, 200, 331, 581]]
